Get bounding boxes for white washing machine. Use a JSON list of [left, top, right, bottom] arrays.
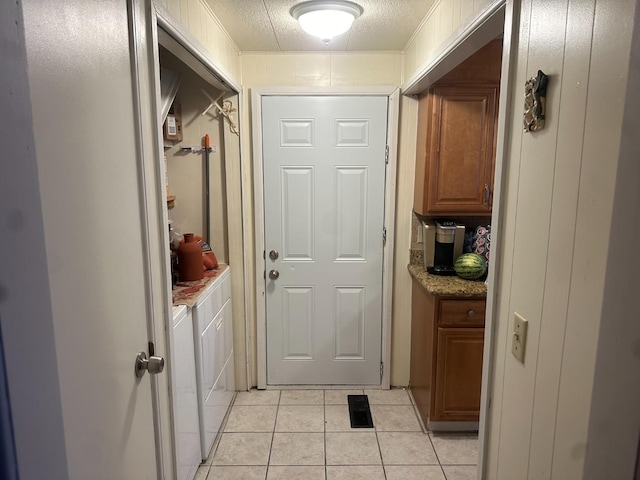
[[191, 265, 235, 460], [170, 305, 200, 480]]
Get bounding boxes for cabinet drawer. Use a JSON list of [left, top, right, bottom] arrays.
[[438, 299, 486, 326]]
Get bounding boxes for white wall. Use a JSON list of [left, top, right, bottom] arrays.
[[392, 95, 419, 387], [161, 52, 228, 262], [583, 4, 640, 477], [241, 52, 403, 87], [0, 2, 68, 478], [484, 0, 637, 478]]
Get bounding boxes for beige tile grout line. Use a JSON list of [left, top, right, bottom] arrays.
[[323, 389, 328, 480], [263, 391, 280, 479]]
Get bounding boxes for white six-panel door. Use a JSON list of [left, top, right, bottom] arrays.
[[262, 96, 388, 385]]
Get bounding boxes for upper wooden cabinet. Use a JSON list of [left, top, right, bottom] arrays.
[[414, 85, 498, 215], [414, 39, 502, 216]]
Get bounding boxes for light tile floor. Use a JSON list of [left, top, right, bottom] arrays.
[[197, 389, 478, 480]]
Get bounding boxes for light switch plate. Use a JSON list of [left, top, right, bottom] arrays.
[[512, 312, 528, 363]]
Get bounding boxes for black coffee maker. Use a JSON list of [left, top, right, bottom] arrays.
[[422, 219, 465, 275]]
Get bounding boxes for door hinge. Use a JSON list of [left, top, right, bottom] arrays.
[[380, 362, 384, 379], [385, 145, 389, 164], [382, 227, 387, 246]]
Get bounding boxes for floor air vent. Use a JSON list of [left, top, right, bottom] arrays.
[[347, 394, 374, 428]]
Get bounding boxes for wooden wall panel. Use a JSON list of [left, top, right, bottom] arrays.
[[552, 0, 635, 476], [485, 0, 636, 478], [403, 0, 500, 83], [494, 0, 570, 477], [161, 0, 242, 85], [527, 0, 595, 477]]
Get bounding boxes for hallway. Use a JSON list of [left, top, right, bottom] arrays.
[[196, 389, 478, 479]]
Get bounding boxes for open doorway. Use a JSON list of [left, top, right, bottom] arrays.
[[401, 2, 518, 477], [157, 40, 235, 480], [157, 45, 230, 273], [408, 37, 503, 431], [139, 6, 247, 478]]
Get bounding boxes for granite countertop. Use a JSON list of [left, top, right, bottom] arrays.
[[408, 263, 487, 298]]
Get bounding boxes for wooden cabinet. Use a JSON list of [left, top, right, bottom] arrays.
[[434, 327, 484, 421], [414, 85, 498, 216], [413, 39, 502, 217], [410, 280, 485, 426]]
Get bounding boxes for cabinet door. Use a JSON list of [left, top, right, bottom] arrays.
[[410, 280, 437, 427], [424, 86, 498, 215], [433, 327, 484, 421]]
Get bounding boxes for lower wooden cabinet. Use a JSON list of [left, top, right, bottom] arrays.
[[434, 327, 484, 421], [410, 279, 485, 426]]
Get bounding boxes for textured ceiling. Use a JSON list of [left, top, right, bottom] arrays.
[[204, 0, 436, 52]]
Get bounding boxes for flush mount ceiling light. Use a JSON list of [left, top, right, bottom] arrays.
[[290, 1, 363, 44]]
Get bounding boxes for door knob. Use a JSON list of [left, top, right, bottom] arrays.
[[269, 269, 280, 280], [269, 250, 279, 260], [135, 351, 165, 378]]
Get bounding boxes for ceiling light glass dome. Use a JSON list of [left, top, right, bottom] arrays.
[[291, 1, 364, 44]]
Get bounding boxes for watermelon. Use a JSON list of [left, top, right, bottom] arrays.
[[454, 253, 487, 280]]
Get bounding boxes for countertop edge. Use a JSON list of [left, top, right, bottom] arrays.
[[408, 264, 487, 298]]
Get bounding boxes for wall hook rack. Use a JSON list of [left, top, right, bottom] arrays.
[[200, 89, 239, 136], [200, 89, 224, 117], [180, 146, 205, 153]]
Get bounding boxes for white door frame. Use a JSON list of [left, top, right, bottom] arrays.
[[476, 2, 518, 476], [252, 86, 400, 390]]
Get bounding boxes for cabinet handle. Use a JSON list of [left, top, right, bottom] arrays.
[[468, 310, 476, 318], [484, 184, 490, 206]]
